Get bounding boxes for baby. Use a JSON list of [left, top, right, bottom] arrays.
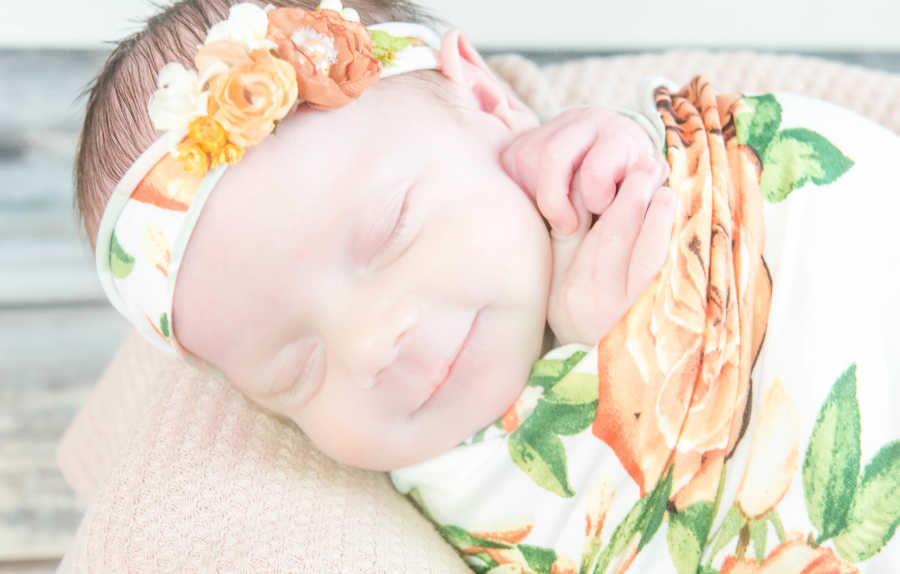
[[84, 1, 900, 573], [79, 0, 673, 472]]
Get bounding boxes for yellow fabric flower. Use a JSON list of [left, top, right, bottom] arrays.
[[188, 116, 229, 154], [176, 141, 210, 177], [211, 143, 245, 168]]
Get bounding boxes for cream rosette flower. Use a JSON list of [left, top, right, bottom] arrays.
[[195, 40, 299, 147], [147, 63, 209, 133], [318, 0, 361, 22], [205, 2, 277, 51]]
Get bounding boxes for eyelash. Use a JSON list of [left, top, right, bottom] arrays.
[[379, 193, 410, 255]]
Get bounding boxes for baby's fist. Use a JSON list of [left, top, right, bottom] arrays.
[[500, 106, 657, 235]]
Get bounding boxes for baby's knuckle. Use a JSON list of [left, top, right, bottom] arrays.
[[544, 131, 577, 166], [579, 155, 606, 185]]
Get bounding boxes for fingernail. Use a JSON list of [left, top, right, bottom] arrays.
[[554, 215, 579, 236]]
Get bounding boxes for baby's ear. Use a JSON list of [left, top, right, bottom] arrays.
[[438, 30, 539, 131]]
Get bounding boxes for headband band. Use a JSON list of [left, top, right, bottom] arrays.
[[95, 1, 442, 363]]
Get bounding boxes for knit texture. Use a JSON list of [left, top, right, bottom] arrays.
[[58, 50, 900, 572]]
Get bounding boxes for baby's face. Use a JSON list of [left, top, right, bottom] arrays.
[[173, 79, 551, 470]]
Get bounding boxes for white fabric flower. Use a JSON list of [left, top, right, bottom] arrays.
[[291, 28, 338, 73], [318, 0, 360, 22], [147, 63, 208, 133], [340, 7, 360, 22], [205, 2, 277, 51]]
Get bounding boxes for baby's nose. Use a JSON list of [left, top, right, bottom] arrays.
[[352, 311, 418, 388]]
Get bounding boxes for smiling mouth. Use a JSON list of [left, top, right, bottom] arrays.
[[414, 309, 481, 411]]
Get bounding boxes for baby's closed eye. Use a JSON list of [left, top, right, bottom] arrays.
[[265, 338, 325, 399]]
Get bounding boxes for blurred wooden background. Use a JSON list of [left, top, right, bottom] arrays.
[[2, 48, 900, 572]]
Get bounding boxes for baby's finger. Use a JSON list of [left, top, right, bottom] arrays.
[[583, 155, 669, 280], [549, 181, 592, 298], [627, 186, 678, 300], [572, 136, 630, 217], [500, 115, 574, 199], [534, 118, 601, 234]]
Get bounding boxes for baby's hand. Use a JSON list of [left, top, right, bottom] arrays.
[[500, 107, 677, 345]]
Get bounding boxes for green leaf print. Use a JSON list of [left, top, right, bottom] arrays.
[[507, 354, 596, 495], [532, 401, 597, 437], [593, 468, 673, 574], [439, 525, 512, 551], [735, 94, 782, 154], [707, 505, 747, 564], [509, 417, 575, 498], [544, 372, 600, 405], [748, 517, 768, 563], [834, 440, 900, 562], [666, 501, 713, 574], [370, 29, 418, 66], [802, 363, 860, 543], [109, 230, 135, 279], [160, 313, 170, 338], [760, 128, 854, 203], [519, 544, 558, 573], [527, 351, 588, 391], [465, 553, 499, 574]]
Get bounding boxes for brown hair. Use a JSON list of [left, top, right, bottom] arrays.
[[75, 0, 440, 251]]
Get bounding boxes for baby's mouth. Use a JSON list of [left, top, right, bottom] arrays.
[[411, 309, 481, 413]]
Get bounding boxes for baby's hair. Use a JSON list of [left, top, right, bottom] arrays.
[[75, 0, 442, 251]]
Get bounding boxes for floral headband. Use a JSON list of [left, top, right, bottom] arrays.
[[95, 1, 441, 362]]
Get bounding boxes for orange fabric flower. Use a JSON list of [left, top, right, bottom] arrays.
[[195, 40, 298, 147], [266, 7, 381, 110]]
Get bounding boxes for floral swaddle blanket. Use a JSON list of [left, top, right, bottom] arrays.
[[390, 77, 900, 574]]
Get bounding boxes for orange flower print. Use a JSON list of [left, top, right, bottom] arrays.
[[132, 152, 205, 212], [735, 379, 800, 519], [592, 79, 773, 510], [720, 534, 858, 574], [580, 473, 615, 574], [465, 522, 534, 572], [267, 6, 381, 109], [550, 553, 577, 574], [195, 40, 298, 147], [142, 222, 171, 278], [500, 385, 543, 433], [584, 473, 615, 539]]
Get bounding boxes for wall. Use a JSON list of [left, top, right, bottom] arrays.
[[1, 0, 896, 50]]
